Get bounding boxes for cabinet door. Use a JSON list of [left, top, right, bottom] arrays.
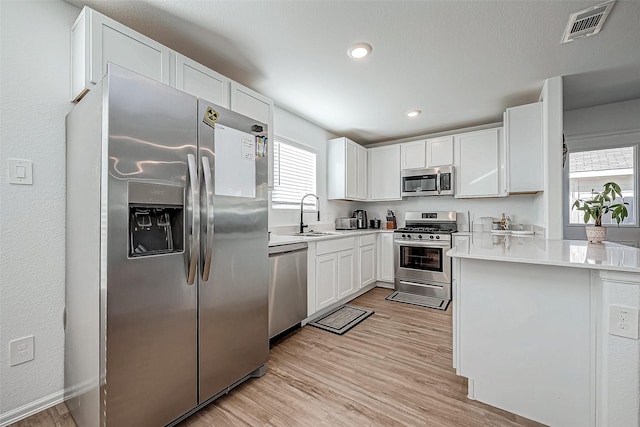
[[369, 146, 401, 200], [455, 128, 503, 198], [72, 8, 171, 101], [345, 141, 358, 199], [357, 145, 368, 200], [315, 253, 338, 310], [360, 244, 376, 288], [377, 233, 395, 283], [173, 54, 230, 107], [401, 140, 427, 170], [427, 136, 454, 167], [230, 82, 274, 188], [90, 9, 170, 95], [337, 250, 356, 299], [505, 102, 543, 193]]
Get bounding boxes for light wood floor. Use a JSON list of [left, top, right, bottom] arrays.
[[11, 288, 545, 426]]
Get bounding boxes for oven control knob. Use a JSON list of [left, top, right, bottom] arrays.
[[407, 234, 411, 239], [429, 235, 434, 239], [418, 235, 422, 239], [401, 234, 406, 238], [436, 235, 440, 239]]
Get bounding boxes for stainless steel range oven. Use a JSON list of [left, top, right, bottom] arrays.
[[394, 211, 457, 307]]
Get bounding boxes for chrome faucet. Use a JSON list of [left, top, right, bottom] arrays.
[[299, 193, 320, 233]]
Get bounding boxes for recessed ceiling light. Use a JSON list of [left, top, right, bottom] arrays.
[[407, 110, 422, 118], [347, 42, 372, 59]]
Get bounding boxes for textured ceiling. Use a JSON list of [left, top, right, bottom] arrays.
[[64, 0, 640, 144]]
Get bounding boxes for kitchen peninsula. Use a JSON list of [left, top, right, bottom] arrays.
[[448, 234, 640, 427]]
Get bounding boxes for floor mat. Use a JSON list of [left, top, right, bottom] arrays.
[[385, 291, 450, 310], [309, 305, 374, 335]]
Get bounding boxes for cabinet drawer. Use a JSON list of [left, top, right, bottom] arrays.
[[316, 237, 355, 255], [359, 234, 376, 246]]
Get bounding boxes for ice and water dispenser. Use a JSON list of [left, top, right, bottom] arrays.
[[128, 182, 184, 257]]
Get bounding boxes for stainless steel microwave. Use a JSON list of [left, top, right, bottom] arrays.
[[401, 166, 454, 197]]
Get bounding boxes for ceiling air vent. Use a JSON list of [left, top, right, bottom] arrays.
[[561, 0, 616, 44]]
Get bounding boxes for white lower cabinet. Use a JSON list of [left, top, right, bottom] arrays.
[[314, 237, 356, 312], [309, 234, 380, 316], [315, 253, 338, 310], [359, 235, 376, 288], [337, 250, 356, 299], [377, 232, 395, 283]]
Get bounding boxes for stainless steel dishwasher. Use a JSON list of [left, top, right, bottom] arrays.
[[269, 242, 308, 339]]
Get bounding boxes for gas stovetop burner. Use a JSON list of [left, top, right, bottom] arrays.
[[396, 211, 458, 235], [396, 226, 455, 234]]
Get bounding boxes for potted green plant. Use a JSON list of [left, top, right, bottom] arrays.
[[571, 182, 629, 243]]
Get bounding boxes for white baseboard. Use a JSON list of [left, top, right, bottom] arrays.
[[0, 390, 64, 427]]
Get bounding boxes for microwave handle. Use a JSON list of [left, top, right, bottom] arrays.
[[436, 171, 441, 194]]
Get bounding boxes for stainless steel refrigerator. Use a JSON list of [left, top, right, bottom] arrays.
[[65, 64, 269, 426]]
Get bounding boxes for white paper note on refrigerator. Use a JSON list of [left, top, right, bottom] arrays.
[[214, 124, 255, 198]]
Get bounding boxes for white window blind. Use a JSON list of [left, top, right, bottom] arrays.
[[272, 138, 317, 209]]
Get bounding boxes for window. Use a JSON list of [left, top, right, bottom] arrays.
[[568, 146, 635, 225], [272, 138, 317, 209]]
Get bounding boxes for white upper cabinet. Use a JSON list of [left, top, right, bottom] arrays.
[[229, 82, 273, 124], [357, 145, 368, 199], [454, 127, 506, 198], [172, 54, 230, 108], [327, 137, 366, 200], [426, 135, 454, 167], [400, 140, 427, 170], [504, 102, 543, 194], [369, 145, 402, 201], [345, 141, 358, 199], [229, 82, 274, 188], [71, 7, 170, 101]]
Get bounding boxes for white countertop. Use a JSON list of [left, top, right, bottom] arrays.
[[448, 232, 640, 273], [269, 229, 394, 247]]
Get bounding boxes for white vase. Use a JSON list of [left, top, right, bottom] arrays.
[[585, 226, 606, 243]]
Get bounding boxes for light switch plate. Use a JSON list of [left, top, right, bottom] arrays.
[[8, 159, 33, 185], [609, 305, 639, 339]]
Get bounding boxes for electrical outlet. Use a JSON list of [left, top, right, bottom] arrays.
[[9, 336, 34, 366], [609, 306, 639, 339]]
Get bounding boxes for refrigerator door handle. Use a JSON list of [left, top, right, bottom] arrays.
[[186, 153, 200, 285], [201, 156, 214, 281]]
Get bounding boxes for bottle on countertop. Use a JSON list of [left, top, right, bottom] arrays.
[[500, 213, 506, 230]]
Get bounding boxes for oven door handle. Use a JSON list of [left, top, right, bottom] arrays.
[[399, 280, 445, 289], [394, 240, 451, 248]]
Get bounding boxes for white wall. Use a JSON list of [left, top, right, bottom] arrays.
[[540, 77, 564, 240], [355, 195, 541, 231], [269, 106, 353, 228], [563, 98, 640, 245], [564, 98, 640, 138], [0, 0, 80, 422]]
